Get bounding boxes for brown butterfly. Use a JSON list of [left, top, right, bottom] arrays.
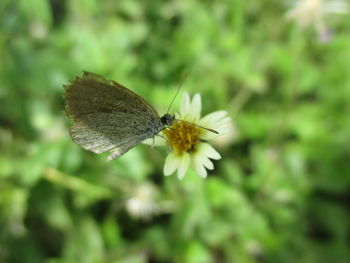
[[64, 72, 174, 160]]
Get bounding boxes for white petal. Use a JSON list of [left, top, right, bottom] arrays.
[[216, 117, 232, 127], [199, 143, 221, 160], [177, 153, 190, 179], [217, 127, 231, 134], [202, 157, 214, 170], [192, 157, 207, 178], [190, 146, 214, 177], [200, 124, 232, 141], [180, 92, 191, 117], [163, 153, 180, 176], [190, 93, 201, 120], [199, 111, 227, 126], [199, 114, 232, 141], [200, 132, 219, 141]]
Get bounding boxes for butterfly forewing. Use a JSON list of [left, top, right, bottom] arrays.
[[64, 72, 165, 159], [64, 72, 160, 120]]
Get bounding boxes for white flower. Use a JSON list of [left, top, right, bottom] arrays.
[[286, 0, 349, 40], [125, 183, 159, 220], [161, 92, 231, 179]]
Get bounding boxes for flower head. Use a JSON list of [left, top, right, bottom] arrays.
[[162, 92, 230, 179], [125, 183, 159, 220], [124, 181, 175, 220], [286, 0, 349, 41]]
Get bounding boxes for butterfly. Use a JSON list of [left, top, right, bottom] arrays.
[[64, 72, 174, 160]]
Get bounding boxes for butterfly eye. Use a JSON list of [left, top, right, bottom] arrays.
[[161, 113, 175, 126]]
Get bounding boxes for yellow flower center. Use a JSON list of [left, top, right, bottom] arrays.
[[163, 121, 201, 155]]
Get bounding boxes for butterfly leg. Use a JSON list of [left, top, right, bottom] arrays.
[[156, 134, 168, 143]]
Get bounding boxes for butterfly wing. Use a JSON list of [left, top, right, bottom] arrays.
[[64, 72, 160, 121], [64, 72, 164, 158], [107, 144, 136, 161]]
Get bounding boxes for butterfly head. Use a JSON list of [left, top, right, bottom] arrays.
[[161, 113, 175, 127]]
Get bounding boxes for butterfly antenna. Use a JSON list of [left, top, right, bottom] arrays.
[[166, 72, 189, 114], [174, 119, 219, 134]]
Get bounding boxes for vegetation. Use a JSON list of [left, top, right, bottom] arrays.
[[1, 1, 349, 262]]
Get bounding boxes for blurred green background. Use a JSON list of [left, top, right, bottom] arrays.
[[1, 0, 350, 262]]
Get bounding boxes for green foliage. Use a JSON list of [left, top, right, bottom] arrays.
[[1, 0, 350, 262]]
